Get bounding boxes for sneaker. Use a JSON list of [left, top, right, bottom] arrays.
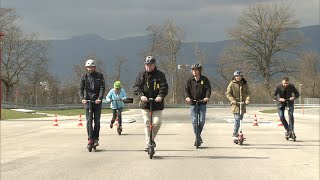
[[285, 131, 289, 138], [117, 125, 122, 131], [110, 119, 115, 128], [199, 136, 203, 144], [194, 139, 201, 146], [94, 139, 99, 146], [147, 140, 156, 147], [151, 140, 156, 147]]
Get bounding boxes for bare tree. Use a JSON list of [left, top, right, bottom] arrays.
[[0, 8, 18, 31], [146, 19, 184, 103], [228, 2, 303, 96], [1, 24, 49, 101], [22, 68, 59, 105], [112, 55, 128, 81], [297, 51, 320, 98]]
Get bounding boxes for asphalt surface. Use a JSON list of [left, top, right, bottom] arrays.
[[1, 106, 319, 180]]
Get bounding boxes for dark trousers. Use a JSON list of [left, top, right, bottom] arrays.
[[86, 103, 102, 140], [278, 105, 295, 132], [112, 107, 123, 126]]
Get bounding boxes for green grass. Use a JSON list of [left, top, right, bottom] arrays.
[[1, 108, 125, 120], [1, 109, 47, 119], [37, 108, 113, 116]]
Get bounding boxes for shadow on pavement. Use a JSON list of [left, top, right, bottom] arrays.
[[199, 146, 298, 150], [153, 155, 269, 160], [117, 133, 179, 136]]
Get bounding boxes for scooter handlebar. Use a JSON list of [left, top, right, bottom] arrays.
[[107, 98, 133, 104], [191, 99, 205, 103]]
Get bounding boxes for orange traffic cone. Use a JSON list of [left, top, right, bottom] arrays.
[[252, 114, 259, 126], [277, 119, 283, 126], [53, 114, 59, 126], [77, 114, 83, 126]]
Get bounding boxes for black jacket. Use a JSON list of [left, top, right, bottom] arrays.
[[273, 83, 300, 107], [79, 71, 105, 101], [133, 68, 169, 110], [185, 75, 211, 105]]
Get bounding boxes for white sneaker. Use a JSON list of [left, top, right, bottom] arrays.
[[94, 139, 99, 146]]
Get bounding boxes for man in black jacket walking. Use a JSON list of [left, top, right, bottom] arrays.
[[185, 64, 211, 146], [79, 59, 105, 146], [273, 77, 300, 138], [133, 56, 168, 149]]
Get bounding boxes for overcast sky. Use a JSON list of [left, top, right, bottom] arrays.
[[1, 0, 319, 42]]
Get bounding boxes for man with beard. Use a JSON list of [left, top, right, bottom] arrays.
[[273, 77, 300, 139]]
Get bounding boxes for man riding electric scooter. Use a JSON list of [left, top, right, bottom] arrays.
[[106, 80, 127, 134], [273, 77, 300, 141], [185, 63, 211, 147], [79, 59, 105, 149], [133, 56, 168, 151]]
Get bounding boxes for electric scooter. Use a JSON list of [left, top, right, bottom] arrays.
[[86, 100, 97, 152], [284, 99, 296, 142], [193, 99, 203, 149], [146, 98, 155, 159], [110, 99, 124, 135], [234, 102, 246, 145]]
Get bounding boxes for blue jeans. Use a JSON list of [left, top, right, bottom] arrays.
[[190, 104, 206, 139], [278, 105, 294, 132], [233, 113, 244, 135], [86, 103, 102, 140]]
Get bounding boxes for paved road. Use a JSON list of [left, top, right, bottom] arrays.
[[1, 106, 319, 180]]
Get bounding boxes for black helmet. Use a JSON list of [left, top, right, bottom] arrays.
[[233, 70, 242, 76], [191, 63, 202, 70], [144, 56, 156, 64]]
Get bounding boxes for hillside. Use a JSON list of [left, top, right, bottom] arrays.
[[47, 25, 320, 82]]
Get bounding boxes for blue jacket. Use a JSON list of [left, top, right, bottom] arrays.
[[106, 88, 127, 109]]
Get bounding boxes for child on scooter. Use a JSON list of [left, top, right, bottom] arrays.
[[226, 70, 251, 143], [106, 81, 127, 130]]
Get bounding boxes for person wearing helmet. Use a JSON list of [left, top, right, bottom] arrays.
[[273, 77, 300, 139], [106, 80, 128, 130], [226, 70, 251, 142], [133, 56, 169, 150], [185, 63, 211, 146], [79, 59, 105, 146]]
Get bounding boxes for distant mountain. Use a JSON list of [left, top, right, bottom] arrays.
[[47, 25, 320, 82]]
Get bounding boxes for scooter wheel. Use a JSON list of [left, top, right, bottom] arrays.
[[148, 147, 154, 159], [292, 134, 296, 142], [195, 141, 200, 149], [87, 144, 93, 152]]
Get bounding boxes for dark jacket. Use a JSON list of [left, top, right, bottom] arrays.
[[226, 78, 250, 113], [133, 68, 169, 110], [185, 75, 211, 105], [79, 71, 105, 101], [273, 83, 300, 107]]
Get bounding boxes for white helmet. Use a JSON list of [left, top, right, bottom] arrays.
[[144, 56, 156, 64], [85, 59, 96, 67]]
